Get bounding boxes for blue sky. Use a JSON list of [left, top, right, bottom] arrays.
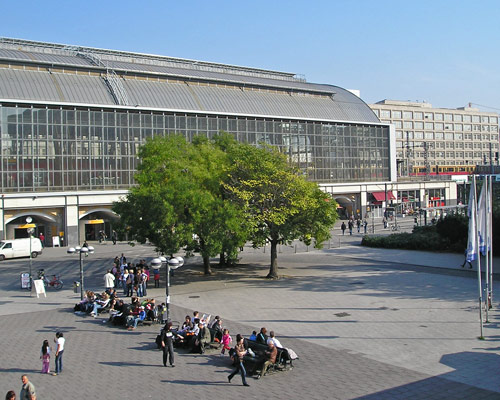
[[2, 1, 499, 111]]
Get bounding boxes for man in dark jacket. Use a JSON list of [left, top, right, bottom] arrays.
[[161, 322, 175, 367], [256, 327, 268, 344]]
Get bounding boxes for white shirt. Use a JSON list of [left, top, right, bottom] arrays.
[[104, 273, 115, 288], [268, 337, 283, 348], [56, 337, 65, 352]]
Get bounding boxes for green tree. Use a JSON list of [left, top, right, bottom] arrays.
[[224, 143, 338, 278], [113, 134, 249, 275]]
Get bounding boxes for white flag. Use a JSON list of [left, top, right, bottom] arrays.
[[466, 181, 477, 262], [477, 181, 487, 255]]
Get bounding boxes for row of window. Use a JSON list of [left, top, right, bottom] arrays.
[[374, 109, 498, 124], [397, 141, 497, 150], [395, 131, 498, 141], [390, 120, 498, 132]]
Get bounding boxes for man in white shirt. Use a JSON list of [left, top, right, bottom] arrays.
[[104, 270, 115, 290], [267, 331, 283, 348], [53, 332, 65, 376]]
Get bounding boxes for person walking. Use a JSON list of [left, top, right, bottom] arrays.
[[228, 336, 250, 387], [52, 332, 65, 376], [40, 340, 51, 374], [363, 219, 368, 234], [341, 222, 346, 236], [348, 220, 353, 235], [20, 375, 36, 400], [356, 218, 361, 233], [111, 230, 117, 245], [161, 322, 175, 367]]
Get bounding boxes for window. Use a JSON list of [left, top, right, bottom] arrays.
[[464, 124, 471, 131], [454, 124, 462, 131], [394, 121, 402, 128], [424, 112, 433, 120], [403, 121, 413, 129], [415, 131, 424, 139], [435, 123, 443, 130], [491, 116, 498, 124], [425, 132, 434, 139], [396, 131, 403, 138], [435, 113, 443, 121], [463, 115, 471, 122], [435, 132, 444, 139], [372, 109, 379, 117], [403, 111, 413, 119], [425, 122, 433, 130], [472, 115, 480, 122], [455, 133, 463, 140], [482, 116, 489, 123], [453, 114, 463, 122], [380, 110, 391, 118], [414, 112, 423, 120], [415, 121, 423, 129], [482, 125, 490, 131], [444, 123, 453, 130], [444, 114, 453, 121], [392, 110, 402, 118]]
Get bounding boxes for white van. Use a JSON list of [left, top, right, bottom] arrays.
[[0, 238, 43, 260]]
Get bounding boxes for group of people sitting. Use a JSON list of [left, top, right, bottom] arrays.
[[170, 311, 215, 354], [74, 288, 166, 330]]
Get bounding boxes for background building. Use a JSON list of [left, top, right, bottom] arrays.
[[0, 38, 404, 244], [0, 39, 462, 244], [370, 100, 500, 177]]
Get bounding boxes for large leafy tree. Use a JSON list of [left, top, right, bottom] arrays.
[[224, 143, 338, 278], [113, 134, 248, 275]]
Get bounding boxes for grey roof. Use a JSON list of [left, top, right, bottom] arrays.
[[0, 39, 380, 123]]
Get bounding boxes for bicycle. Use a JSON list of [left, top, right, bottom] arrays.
[[390, 223, 401, 232], [37, 269, 64, 290]]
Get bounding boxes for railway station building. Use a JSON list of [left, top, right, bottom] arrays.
[[0, 38, 457, 245]]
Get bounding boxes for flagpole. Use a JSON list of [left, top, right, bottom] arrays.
[[484, 176, 489, 322], [488, 175, 493, 308], [474, 176, 484, 339]]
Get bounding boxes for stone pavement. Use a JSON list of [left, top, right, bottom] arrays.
[[1, 242, 500, 399]]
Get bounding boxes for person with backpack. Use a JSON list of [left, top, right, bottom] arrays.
[[341, 222, 346, 235]]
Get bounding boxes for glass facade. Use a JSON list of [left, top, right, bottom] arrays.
[[0, 104, 390, 192]]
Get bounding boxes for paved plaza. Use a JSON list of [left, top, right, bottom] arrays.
[[1, 231, 500, 399]]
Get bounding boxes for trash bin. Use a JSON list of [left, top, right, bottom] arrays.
[[73, 281, 80, 293]]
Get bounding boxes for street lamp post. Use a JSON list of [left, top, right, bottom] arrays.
[[25, 217, 35, 292], [67, 245, 95, 300], [152, 256, 184, 323]]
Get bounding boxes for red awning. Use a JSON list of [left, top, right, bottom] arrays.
[[371, 191, 395, 201]]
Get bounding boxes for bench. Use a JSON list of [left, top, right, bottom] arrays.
[[241, 340, 295, 376]]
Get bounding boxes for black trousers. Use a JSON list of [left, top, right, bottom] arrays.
[[162, 341, 174, 366]]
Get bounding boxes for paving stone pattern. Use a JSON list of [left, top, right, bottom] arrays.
[[1, 241, 500, 399]]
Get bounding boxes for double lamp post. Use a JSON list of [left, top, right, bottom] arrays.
[[67, 245, 95, 300], [151, 256, 184, 323]]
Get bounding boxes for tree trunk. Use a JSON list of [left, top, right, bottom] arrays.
[[219, 252, 226, 266], [203, 255, 212, 275], [267, 238, 279, 279]]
